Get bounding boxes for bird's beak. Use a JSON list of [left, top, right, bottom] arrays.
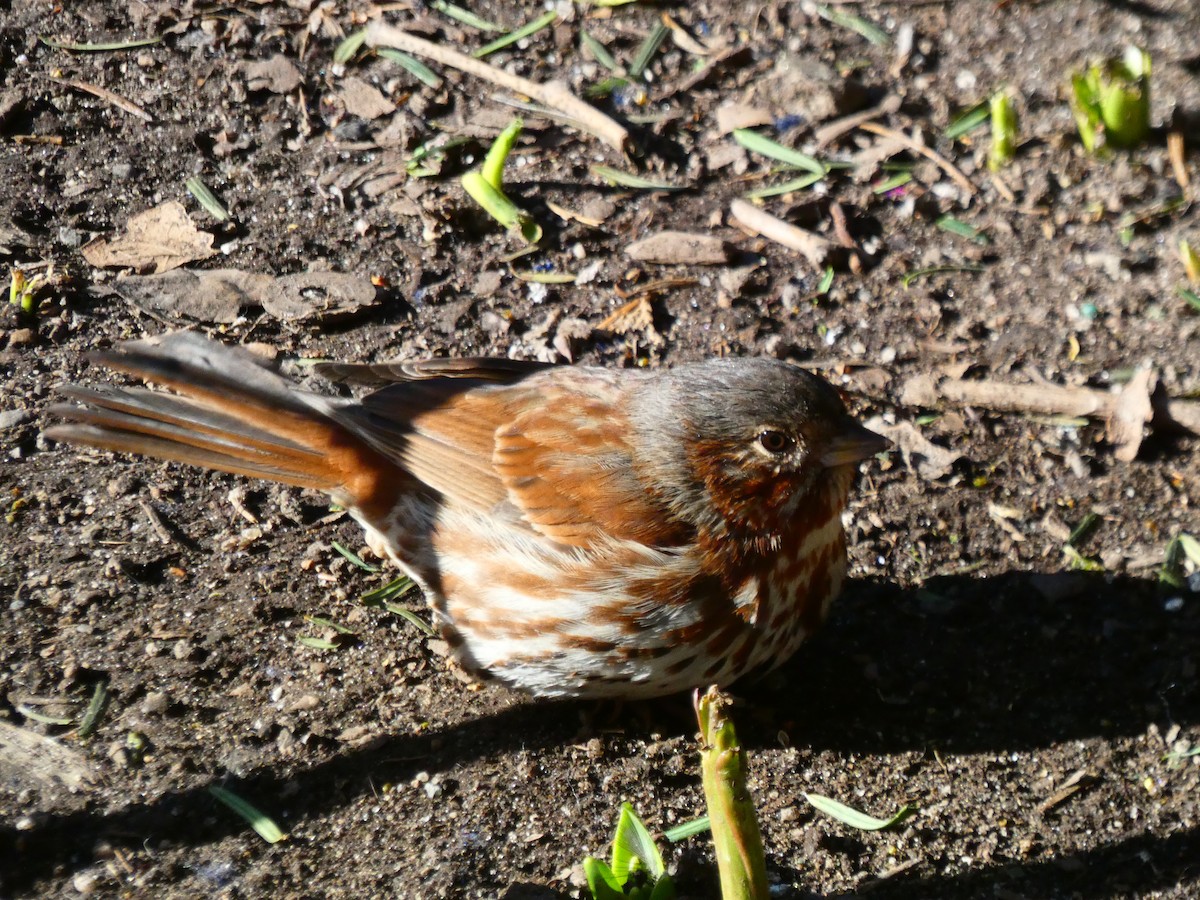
[[820, 422, 891, 468]]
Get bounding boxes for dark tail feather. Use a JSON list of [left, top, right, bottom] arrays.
[[46, 385, 340, 491], [44, 332, 400, 508]]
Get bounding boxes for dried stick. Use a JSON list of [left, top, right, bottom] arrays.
[[729, 199, 833, 267], [900, 373, 1200, 460], [366, 22, 630, 155], [858, 121, 976, 195], [47, 76, 153, 122], [813, 94, 901, 148]]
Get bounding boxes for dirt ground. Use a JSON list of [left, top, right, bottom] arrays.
[[2, 1, 1199, 897]]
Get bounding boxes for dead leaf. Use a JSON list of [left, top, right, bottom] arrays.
[[552, 317, 593, 362], [626, 231, 734, 266], [244, 55, 302, 93], [260, 271, 378, 323], [81, 202, 215, 274], [865, 417, 963, 480], [337, 76, 396, 120], [596, 296, 663, 346], [0, 720, 96, 795], [112, 268, 273, 323]]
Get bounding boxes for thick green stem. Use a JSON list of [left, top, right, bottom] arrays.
[[696, 686, 769, 900]]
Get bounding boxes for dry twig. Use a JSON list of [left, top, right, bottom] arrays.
[[900, 372, 1200, 461], [858, 121, 976, 195], [729, 199, 833, 267], [366, 22, 630, 155], [47, 76, 153, 122]]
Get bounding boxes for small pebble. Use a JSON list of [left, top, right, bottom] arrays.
[[72, 873, 98, 895]]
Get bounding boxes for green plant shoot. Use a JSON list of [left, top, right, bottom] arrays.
[[583, 802, 675, 900], [460, 118, 542, 243], [1070, 46, 1151, 152], [988, 91, 1018, 171], [696, 687, 769, 900]]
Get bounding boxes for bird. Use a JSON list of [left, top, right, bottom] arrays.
[[45, 331, 888, 699]]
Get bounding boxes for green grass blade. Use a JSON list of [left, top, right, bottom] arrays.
[[944, 101, 990, 140], [208, 786, 287, 843], [378, 48, 443, 89], [935, 214, 989, 244], [472, 11, 558, 59], [629, 21, 670, 80], [40, 35, 161, 52], [662, 816, 711, 842], [331, 540, 379, 573], [813, 4, 889, 45], [744, 172, 824, 199], [874, 171, 913, 194], [185, 177, 229, 222], [804, 793, 914, 831], [582, 31, 621, 74], [304, 614, 357, 636], [590, 165, 688, 191], [430, 0, 500, 32], [362, 575, 418, 606], [296, 635, 340, 651], [733, 129, 826, 176], [77, 680, 108, 739], [901, 264, 985, 288], [333, 28, 367, 65]]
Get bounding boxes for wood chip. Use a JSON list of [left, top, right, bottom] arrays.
[[111, 268, 270, 322], [244, 55, 302, 94], [337, 76, 396, 120], [1107, 368, 1155, 462], [260, 271, 379, 323], [625, 231, 734, 266], [729, 199, 833, 267], [597, 296, 660, 343], [715, 103, 773, 135]]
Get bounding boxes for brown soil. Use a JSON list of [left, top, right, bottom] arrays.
[[2, 1, 1199, 898]]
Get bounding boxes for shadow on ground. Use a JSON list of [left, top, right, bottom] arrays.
[[4, 570, 1196, 896]]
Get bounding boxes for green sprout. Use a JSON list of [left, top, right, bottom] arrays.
[[696, 687, 769, 900], [1070, 46, 1152, 152], [9, 266, 52, 315], [988, 91, 1018, 171], [584, 802, 675, 900], [460, 118, 541, 243]]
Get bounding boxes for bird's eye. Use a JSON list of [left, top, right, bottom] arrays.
[[757, 430, 791, 453]]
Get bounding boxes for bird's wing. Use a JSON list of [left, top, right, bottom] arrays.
[[347, 368, 689, 549], [314, 356, 553, 388]]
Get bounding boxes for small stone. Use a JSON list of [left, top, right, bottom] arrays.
[[172, 639, 193, 660], [142, 691, 169, 715], [0, 408, 32, 430], [7, 328, 35, 346], [58, 226, 84, 248], [72, 872, 99, 895]]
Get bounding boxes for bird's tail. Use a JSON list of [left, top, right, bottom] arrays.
[[44, 332, 399, 512]]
